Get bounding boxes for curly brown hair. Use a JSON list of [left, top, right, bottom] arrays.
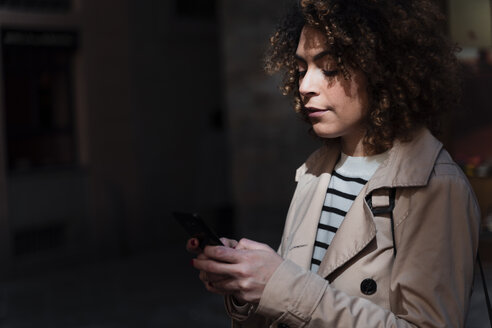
[[265, 0, 460, 155]]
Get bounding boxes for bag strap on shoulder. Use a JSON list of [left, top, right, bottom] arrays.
[[365, 188, 397, 258]]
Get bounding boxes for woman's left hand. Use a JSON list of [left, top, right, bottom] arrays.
[[192, 238, 283, 304]]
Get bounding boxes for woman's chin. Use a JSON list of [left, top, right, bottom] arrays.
[[312, 127, 340, 139]]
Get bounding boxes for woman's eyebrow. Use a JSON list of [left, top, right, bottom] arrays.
[[295, 50, 331, 63], [313, 50, 330, 61]]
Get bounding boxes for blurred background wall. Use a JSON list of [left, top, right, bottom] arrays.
[[0, 0, 489, 326], [0, 0, 320, 276]]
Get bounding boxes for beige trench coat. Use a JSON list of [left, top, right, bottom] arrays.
[[225, 129, 481, 327]]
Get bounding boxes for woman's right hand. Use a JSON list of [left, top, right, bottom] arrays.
[[187, 237, 238, 288]]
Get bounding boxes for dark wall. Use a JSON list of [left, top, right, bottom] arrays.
[[128, 0, 231, 247], [221, 0, 319, 246], [0, 0, 328, 268]]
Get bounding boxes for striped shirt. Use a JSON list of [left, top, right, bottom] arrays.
[[310, 151, 389, 273]]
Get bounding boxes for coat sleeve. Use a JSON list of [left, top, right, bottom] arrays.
[[226, 171, 481, 327]]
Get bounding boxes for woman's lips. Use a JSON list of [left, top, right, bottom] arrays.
[[305, 107, 331, 118]]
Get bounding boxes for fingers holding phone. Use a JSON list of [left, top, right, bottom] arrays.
[[194, 238, 239, 288], [192, 239, 283, 303], [173, 211, 247, 296], [219, 237, 238, 249], [186, 236, 238, 259], [186, 237, 202, 254]]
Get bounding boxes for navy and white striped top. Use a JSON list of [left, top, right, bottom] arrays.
[[310, 151, 388, 273]]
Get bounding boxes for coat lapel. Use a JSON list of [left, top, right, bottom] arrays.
[[287, 172, 333, 270], [284, 144, 340, 271], [316, 183, 376, 278]]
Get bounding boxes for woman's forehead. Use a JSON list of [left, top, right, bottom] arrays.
[[297, 26, 332, 56]]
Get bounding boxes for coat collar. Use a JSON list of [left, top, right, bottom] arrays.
[[300, 128, 443, 189], [365, 128, 443, 195], [293, 128, 443, 276]]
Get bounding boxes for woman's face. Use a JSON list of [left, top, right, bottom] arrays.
[[296, 26, 369, 153]]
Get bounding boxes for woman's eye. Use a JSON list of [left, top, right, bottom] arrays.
[[298, 70, 306, 78], [323, 69, 339, 77]]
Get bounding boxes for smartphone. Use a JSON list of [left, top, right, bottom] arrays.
[[173, 212, 224, 249]]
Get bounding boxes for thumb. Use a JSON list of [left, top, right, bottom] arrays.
[[235, 238, 270, 251], [220, 237, 239, 249]]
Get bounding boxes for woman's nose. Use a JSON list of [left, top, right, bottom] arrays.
[[299, 70, 320, 98]]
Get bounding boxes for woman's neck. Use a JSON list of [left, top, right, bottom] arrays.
[[340, 129, 366, 157]]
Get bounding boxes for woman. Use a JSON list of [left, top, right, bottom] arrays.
[[189, 0, 481, 326]]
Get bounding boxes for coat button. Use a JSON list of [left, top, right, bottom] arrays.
[[360, 278, 377, 295], [278, 324, 290, 328]]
